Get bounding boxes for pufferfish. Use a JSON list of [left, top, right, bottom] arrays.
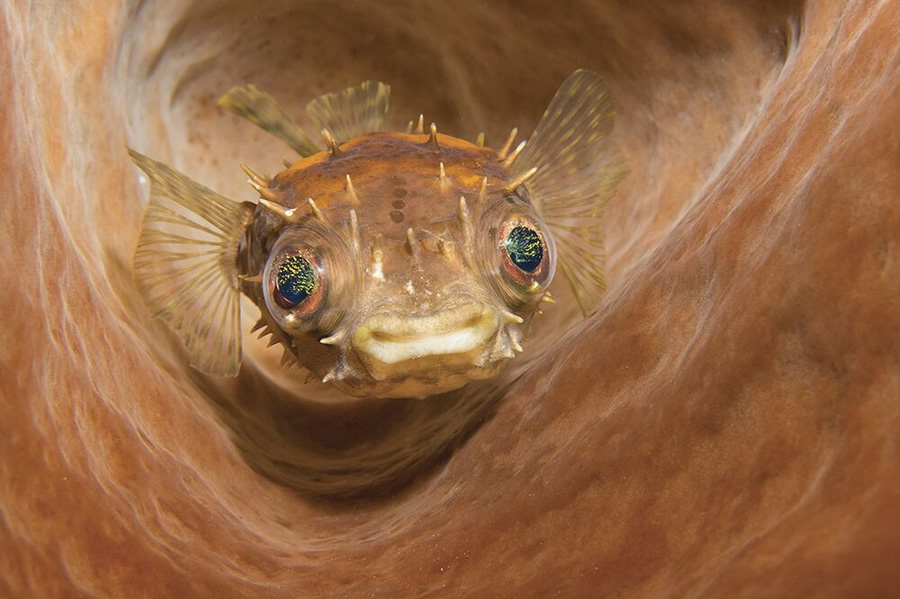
[[129, 70, 624, 399]]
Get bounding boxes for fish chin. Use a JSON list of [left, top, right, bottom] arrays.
[[345, 301, 515, 399]]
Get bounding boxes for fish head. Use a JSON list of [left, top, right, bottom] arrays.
[[241, 132, 556, 398]]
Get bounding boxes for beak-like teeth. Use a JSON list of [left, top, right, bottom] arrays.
[[352, 303, 501, 365]]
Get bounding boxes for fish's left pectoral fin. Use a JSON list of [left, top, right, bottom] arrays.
[[306, 80, 391, 143], [129, 149, 255, 377], [511, 69, 628, 317], [218, 84, 321, 157]]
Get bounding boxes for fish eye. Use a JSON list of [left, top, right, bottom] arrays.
[[266, 248, 326, 319], [505, 225, 544, 273], [261, 222, 357, 331], [495, 214, 553, 291], [274, 255, 318, 309], [263, 237, 329, 324], [477, 200, 556, 308]]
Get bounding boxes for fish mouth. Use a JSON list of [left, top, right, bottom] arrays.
[[351, 301, 501, 369]]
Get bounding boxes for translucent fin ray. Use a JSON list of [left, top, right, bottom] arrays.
[[218, 84, 321, 157], [305, 81, 391, 143], [512, 70, 627, 316], [129, 149, 255, 376]]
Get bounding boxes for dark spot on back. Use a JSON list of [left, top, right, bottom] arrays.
[[390, 211, 404, 223], [392, 200, 406, 209], [393, 188, 408, 198]]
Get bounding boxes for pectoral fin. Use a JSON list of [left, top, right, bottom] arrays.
[[129, 149, 255, 376], [306, 80, 391, 142], [511, 70, 627, 317]]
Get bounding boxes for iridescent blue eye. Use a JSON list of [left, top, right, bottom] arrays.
[[505, 226, 544, 272], [276, 255, 316, 306]]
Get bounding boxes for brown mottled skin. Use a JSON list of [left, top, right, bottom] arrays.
[[275, 133, 509, 215]]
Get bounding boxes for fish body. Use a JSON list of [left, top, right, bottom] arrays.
[[129, 71, 625, 399]]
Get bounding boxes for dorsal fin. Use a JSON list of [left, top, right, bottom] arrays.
[[305, 81, 391, 143], [510, 70, 627, 316], [129, 149, 255, 376], [218, 84, 320, 157]]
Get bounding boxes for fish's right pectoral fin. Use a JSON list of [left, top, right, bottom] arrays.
[[129, 149, 255, 376], [218, 84, 321, 157]]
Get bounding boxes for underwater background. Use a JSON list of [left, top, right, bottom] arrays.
[[1, 0, 899, 596]]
